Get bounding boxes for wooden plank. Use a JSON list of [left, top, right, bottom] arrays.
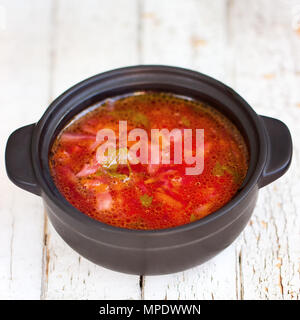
[[230, 0, 300, 300], [143, 246, 239, 300], [141, 0, 229, 81], [142, 0, 300, 300], [42, 0, 141, 300], [0, 0, 52, 299], [50, 0, 141, 96], [141, 0, 240, 300]]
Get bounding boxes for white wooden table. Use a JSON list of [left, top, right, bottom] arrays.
[[0, 0, 299, 300]]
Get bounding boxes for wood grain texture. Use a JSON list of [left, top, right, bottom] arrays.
[[0, 0, 52, 299], [41, 0, 141, 300], [0, 0, 299, 300], [230, 0, 300, 300], [142, 0, 300, 300]]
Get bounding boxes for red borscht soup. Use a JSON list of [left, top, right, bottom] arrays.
[[49, 92, 249, 230]]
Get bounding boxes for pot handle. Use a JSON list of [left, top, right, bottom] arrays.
[[5, 124, 41, 196], [259, 116, 292, 188]]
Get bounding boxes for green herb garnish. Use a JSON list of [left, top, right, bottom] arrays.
[[101, 147, 118, 169], [212, 162, 225, 176], [107, 171, 129, 181], [181, 116, 190, 126], [133, 112, 149, 127], [213, 161, 241, 184], [111, 110, 149, 128], [140, 194, 153, 207], [95, 169, 104, 176], [190, 214, 198, 222]]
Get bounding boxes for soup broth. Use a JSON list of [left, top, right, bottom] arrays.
[[49, 92, 249, 230]]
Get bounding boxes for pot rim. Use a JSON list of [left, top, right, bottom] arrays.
[[31, 65, 267, 236]]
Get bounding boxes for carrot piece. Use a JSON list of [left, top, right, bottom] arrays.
[[190, 203, 213, 222], [155, 192, 183, 209]]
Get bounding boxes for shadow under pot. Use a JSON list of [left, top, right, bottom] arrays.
[[5, 65, 292, 275]]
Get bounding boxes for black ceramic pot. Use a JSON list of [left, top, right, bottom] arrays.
[[5, 66, 292, 275]]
